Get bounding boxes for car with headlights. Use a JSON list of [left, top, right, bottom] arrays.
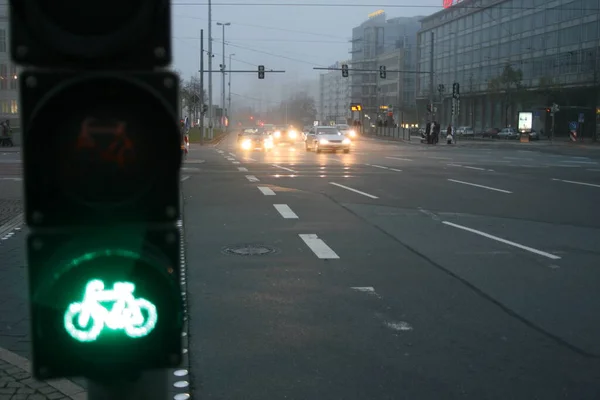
[[271, 126, 300, 144], [336, 124, 357, 139], [239, 129, 273, 151], [305, 126, 351, 153]]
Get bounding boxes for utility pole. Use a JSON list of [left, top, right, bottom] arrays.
[[199, 29, 205, 144], [217, 22, 231, 133], [429, 31, 434, 122], [208, 0, 213, 139], [228, 53, 235, 130]]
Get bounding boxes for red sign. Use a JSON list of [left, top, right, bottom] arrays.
[[443, 0, 463, 8]]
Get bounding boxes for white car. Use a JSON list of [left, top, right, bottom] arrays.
[[305, 126, 351, 153]]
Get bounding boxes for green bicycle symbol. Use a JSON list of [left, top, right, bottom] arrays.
[[64, 279, 158, 342]]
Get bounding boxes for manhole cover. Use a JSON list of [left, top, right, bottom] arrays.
[[222, 244, 279, 256]]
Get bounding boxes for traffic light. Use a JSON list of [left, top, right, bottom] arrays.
[[11, 0, 184, 381], [452, 82, 460, 99], [341, 64, 349, 78], [258, 65, 265, 79], [202, 104, 209, 114], [379, 65, 386, 79]]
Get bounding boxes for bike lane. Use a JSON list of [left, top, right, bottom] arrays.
[[0, 224, 87, 399]]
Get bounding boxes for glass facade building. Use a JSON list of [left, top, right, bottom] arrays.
[[0, 4, 20, 118], [319, 61, 352, 124], [416, 0, 600, 135]]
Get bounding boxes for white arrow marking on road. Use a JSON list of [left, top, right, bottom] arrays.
[[245, 175, 259, 182], [238, 167, 248, 172], [448, 179, 511, 193], [552, 178, 600, 188], [299, 234, 339, 259], [442, 221, 561, 260], [257, 186, 276, 196], [272, 164, 297, 173], [330, 182, 378, 199], [273, 204, 298, 219]]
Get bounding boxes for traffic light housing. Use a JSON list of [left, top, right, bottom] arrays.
[[341, 64, 349, 78], [258, 65, 265, 79], [379, 65, 386, 79], [11, 0, 184, 381]]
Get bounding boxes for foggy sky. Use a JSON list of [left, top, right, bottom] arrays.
[[172, 0, 443, 108]]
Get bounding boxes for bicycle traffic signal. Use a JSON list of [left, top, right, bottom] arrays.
[[258, 65, 265, 79], [379, 65, 386, 79], [10, 0, 184, 381], [341, 64, 349, 78]]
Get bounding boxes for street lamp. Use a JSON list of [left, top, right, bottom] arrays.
[[228, 53, 235, 128], [216, 22, 231, 131]]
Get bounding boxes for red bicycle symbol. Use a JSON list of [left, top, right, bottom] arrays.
[[77, 118, 135, 168]]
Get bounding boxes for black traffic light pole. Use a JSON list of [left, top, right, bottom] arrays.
[[10, 1, 185, 399]]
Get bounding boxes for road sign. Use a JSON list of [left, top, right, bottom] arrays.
[[569, 121, 578, 131], [314, 120, 319, 126], [578, 113, 585, 123]]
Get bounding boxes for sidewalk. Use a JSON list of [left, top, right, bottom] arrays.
[[0, 347, 86, 400]]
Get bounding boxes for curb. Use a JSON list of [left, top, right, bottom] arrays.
[[0, 347, 87, 400]]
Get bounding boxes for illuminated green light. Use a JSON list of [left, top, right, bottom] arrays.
[[64, 279, 158, 342]]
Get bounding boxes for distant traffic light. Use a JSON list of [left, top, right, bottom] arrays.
[[11, 0, 183, 381], [258, 65, 265, 79], [341, 64, 349, 78], [379, 65, 386, 79]]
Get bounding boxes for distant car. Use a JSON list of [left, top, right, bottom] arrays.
[[238, 128, 258, 143], [336, 124, 357, 138], [305, 126, 351, 153], [272, 126, 300, 144], [481, 127, 500, 138], [498, 127, 518, 139], [239, 130, 273, 151]]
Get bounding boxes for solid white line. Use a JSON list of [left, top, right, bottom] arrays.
[[329, 182, 379, 199], [238, 167, 248, 171], [180, 176, 190, 182], [370, 164, 389, 170], [562, 160, 597, 165], [232, 161, 240, 164], [429, 156, 452, 160], [272, 164, 297, 173], [389, 168, 403, 172], [245, 175, 259, 182], [0, 177, 22, 181], [386, 156, 412, 161], [228, 152, 237, 157], [442, 221, 561, 260], [299, 234, 339, 259], [447, 179, 512, 193], [273, 204, 298, 219], [552, 178, 600, 188], [257, 186, 276, 196], [462, 165, 487, 171]]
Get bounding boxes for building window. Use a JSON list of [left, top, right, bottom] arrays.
[[1, 101, 8, 113], [10, 100, 18, 114], [0, 30, 5, 53], [0, 64, 6, 90]]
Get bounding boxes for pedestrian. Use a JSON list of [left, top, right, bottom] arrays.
[[446, 124, 453, 144]]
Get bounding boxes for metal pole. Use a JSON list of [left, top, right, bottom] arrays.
[[429, 31, 434, 122], [222, 24, 226, 132], [199, 29, 205, 145], [207, 0, 213, 139], [87, 370, 168, 400], [228, 53, 234, 129]]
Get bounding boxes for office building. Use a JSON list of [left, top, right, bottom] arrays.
[[0, 5, 19, 119], [318, 60, 351, 124], [350, 11, 422, 124], [416, 0, 600, 136]]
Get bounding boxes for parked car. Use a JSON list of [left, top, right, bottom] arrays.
[[497, 127, 519, 139], [481, 127, 500, 138]]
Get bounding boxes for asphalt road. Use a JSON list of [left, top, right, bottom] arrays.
[[182, 133, 600, 400]]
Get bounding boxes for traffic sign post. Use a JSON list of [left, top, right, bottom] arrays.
[[10, 1, 183, 397]]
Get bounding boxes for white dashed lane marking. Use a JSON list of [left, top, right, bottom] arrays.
[[257, 186, 275, 196], [329, 182, 379, 199], [299, 234, 339, 259], [447, 179, 511, 194], [552, 178, 600, 188], [245, 175, 259, 182], [273, 204, 298, 219]]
